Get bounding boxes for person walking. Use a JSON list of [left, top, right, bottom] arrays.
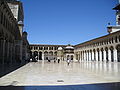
[[67, 59, 70, 66], [58, 59, 60, 63]]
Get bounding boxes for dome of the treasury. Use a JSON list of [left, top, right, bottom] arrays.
[[58, 47, 63, 50]]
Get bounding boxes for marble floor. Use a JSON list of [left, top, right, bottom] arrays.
[[0, 61, 120, 86]]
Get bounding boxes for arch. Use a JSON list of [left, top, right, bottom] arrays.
[[44, 51, 48, 55], [67, 55, 69, 60], [49, 51, 53, 56], [39, 52, 42, 60], [116, 44, 120, 62], [34, 51, 38, 60], [44, 51, 48, 60], [71, 55, 74, 60], [115, 36, 118, 43], [110, 46, 114, 62], [54, 51, 57, 56], [49, 51, 53, 60], [105, 47, 108, 62]]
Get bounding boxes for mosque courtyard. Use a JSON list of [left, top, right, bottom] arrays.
[[0, 61, 120, 86]]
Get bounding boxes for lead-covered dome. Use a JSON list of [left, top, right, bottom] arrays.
[[58, 47, 63, 50]]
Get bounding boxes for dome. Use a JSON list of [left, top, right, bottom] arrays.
[[58, 47, 63, 50], [23, 31, 28, 35], [18, 21, 23, 25], [65, 44, 74, 49]]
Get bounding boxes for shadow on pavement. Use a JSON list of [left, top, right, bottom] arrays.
[[0, 82, 120, 90], [0, 62, 28, 78]]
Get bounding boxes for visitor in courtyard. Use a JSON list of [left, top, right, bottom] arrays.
[[54, 58, 56, 63], [48, 59, 51, 62], [58, 59, 60, 63], [67, 59, 71, 66]]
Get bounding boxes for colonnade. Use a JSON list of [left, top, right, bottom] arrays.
[[30, 51, 58, 60], [75, 45, 120, 62]]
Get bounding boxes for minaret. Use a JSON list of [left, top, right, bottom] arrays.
[[113, 0, 120, 25], [6, 0, 24, 36], [107, 0, 120, 34]]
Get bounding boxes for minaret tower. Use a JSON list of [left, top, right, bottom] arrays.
[[107, 0, 120, 33], [114, 0, 120, 25]]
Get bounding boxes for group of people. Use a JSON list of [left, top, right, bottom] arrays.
[[47, 58, 71, 66], [30, 56, 72, 66]]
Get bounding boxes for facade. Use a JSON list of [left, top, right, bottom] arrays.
[[29, 44, 74, 61], [0, 0, 21, 64], [0, 0, 29, 64], [74, 3, 120, 63], [74, 31, 120, 62], [6, 0, 30, 62]]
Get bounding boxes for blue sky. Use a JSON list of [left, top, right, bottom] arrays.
[[21, 0, 117, 45]]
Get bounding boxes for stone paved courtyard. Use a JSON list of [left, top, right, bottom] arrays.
[[0, 61, 120, 86]]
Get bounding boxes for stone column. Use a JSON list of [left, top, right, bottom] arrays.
[[7, 42, 10, 63], [86, 52, 87, 61], [77, 51, 80, 60], [99, 50, 102, 62], [84, 52, 86, 61], [114, 49, 118, 62], [85, 52, 87, 61], [81, 52, 83, 61], [103, 50, 106, 62], [79, 52, 81, 61], [42, 52, 44, 60], [84, 52, 86, 62], [96, 51, 98, 61], [92, 51, 94, 61], [38, 52, 39, 61], [74, 52, 76, 60], [108, 49, 111, 62], [12, 43, 15, 63], [87, 51, 89, 61], [82, 52, 85, 60], [4, 41, 8, 63], [1, 40, 5, 64], [9, 43, 12, 64], [89, 51, 91, 61], [11, 43, 14, 63]]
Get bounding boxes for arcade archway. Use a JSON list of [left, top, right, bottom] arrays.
[[39, 52, 42, 60], [116, 45, 120, 62]]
